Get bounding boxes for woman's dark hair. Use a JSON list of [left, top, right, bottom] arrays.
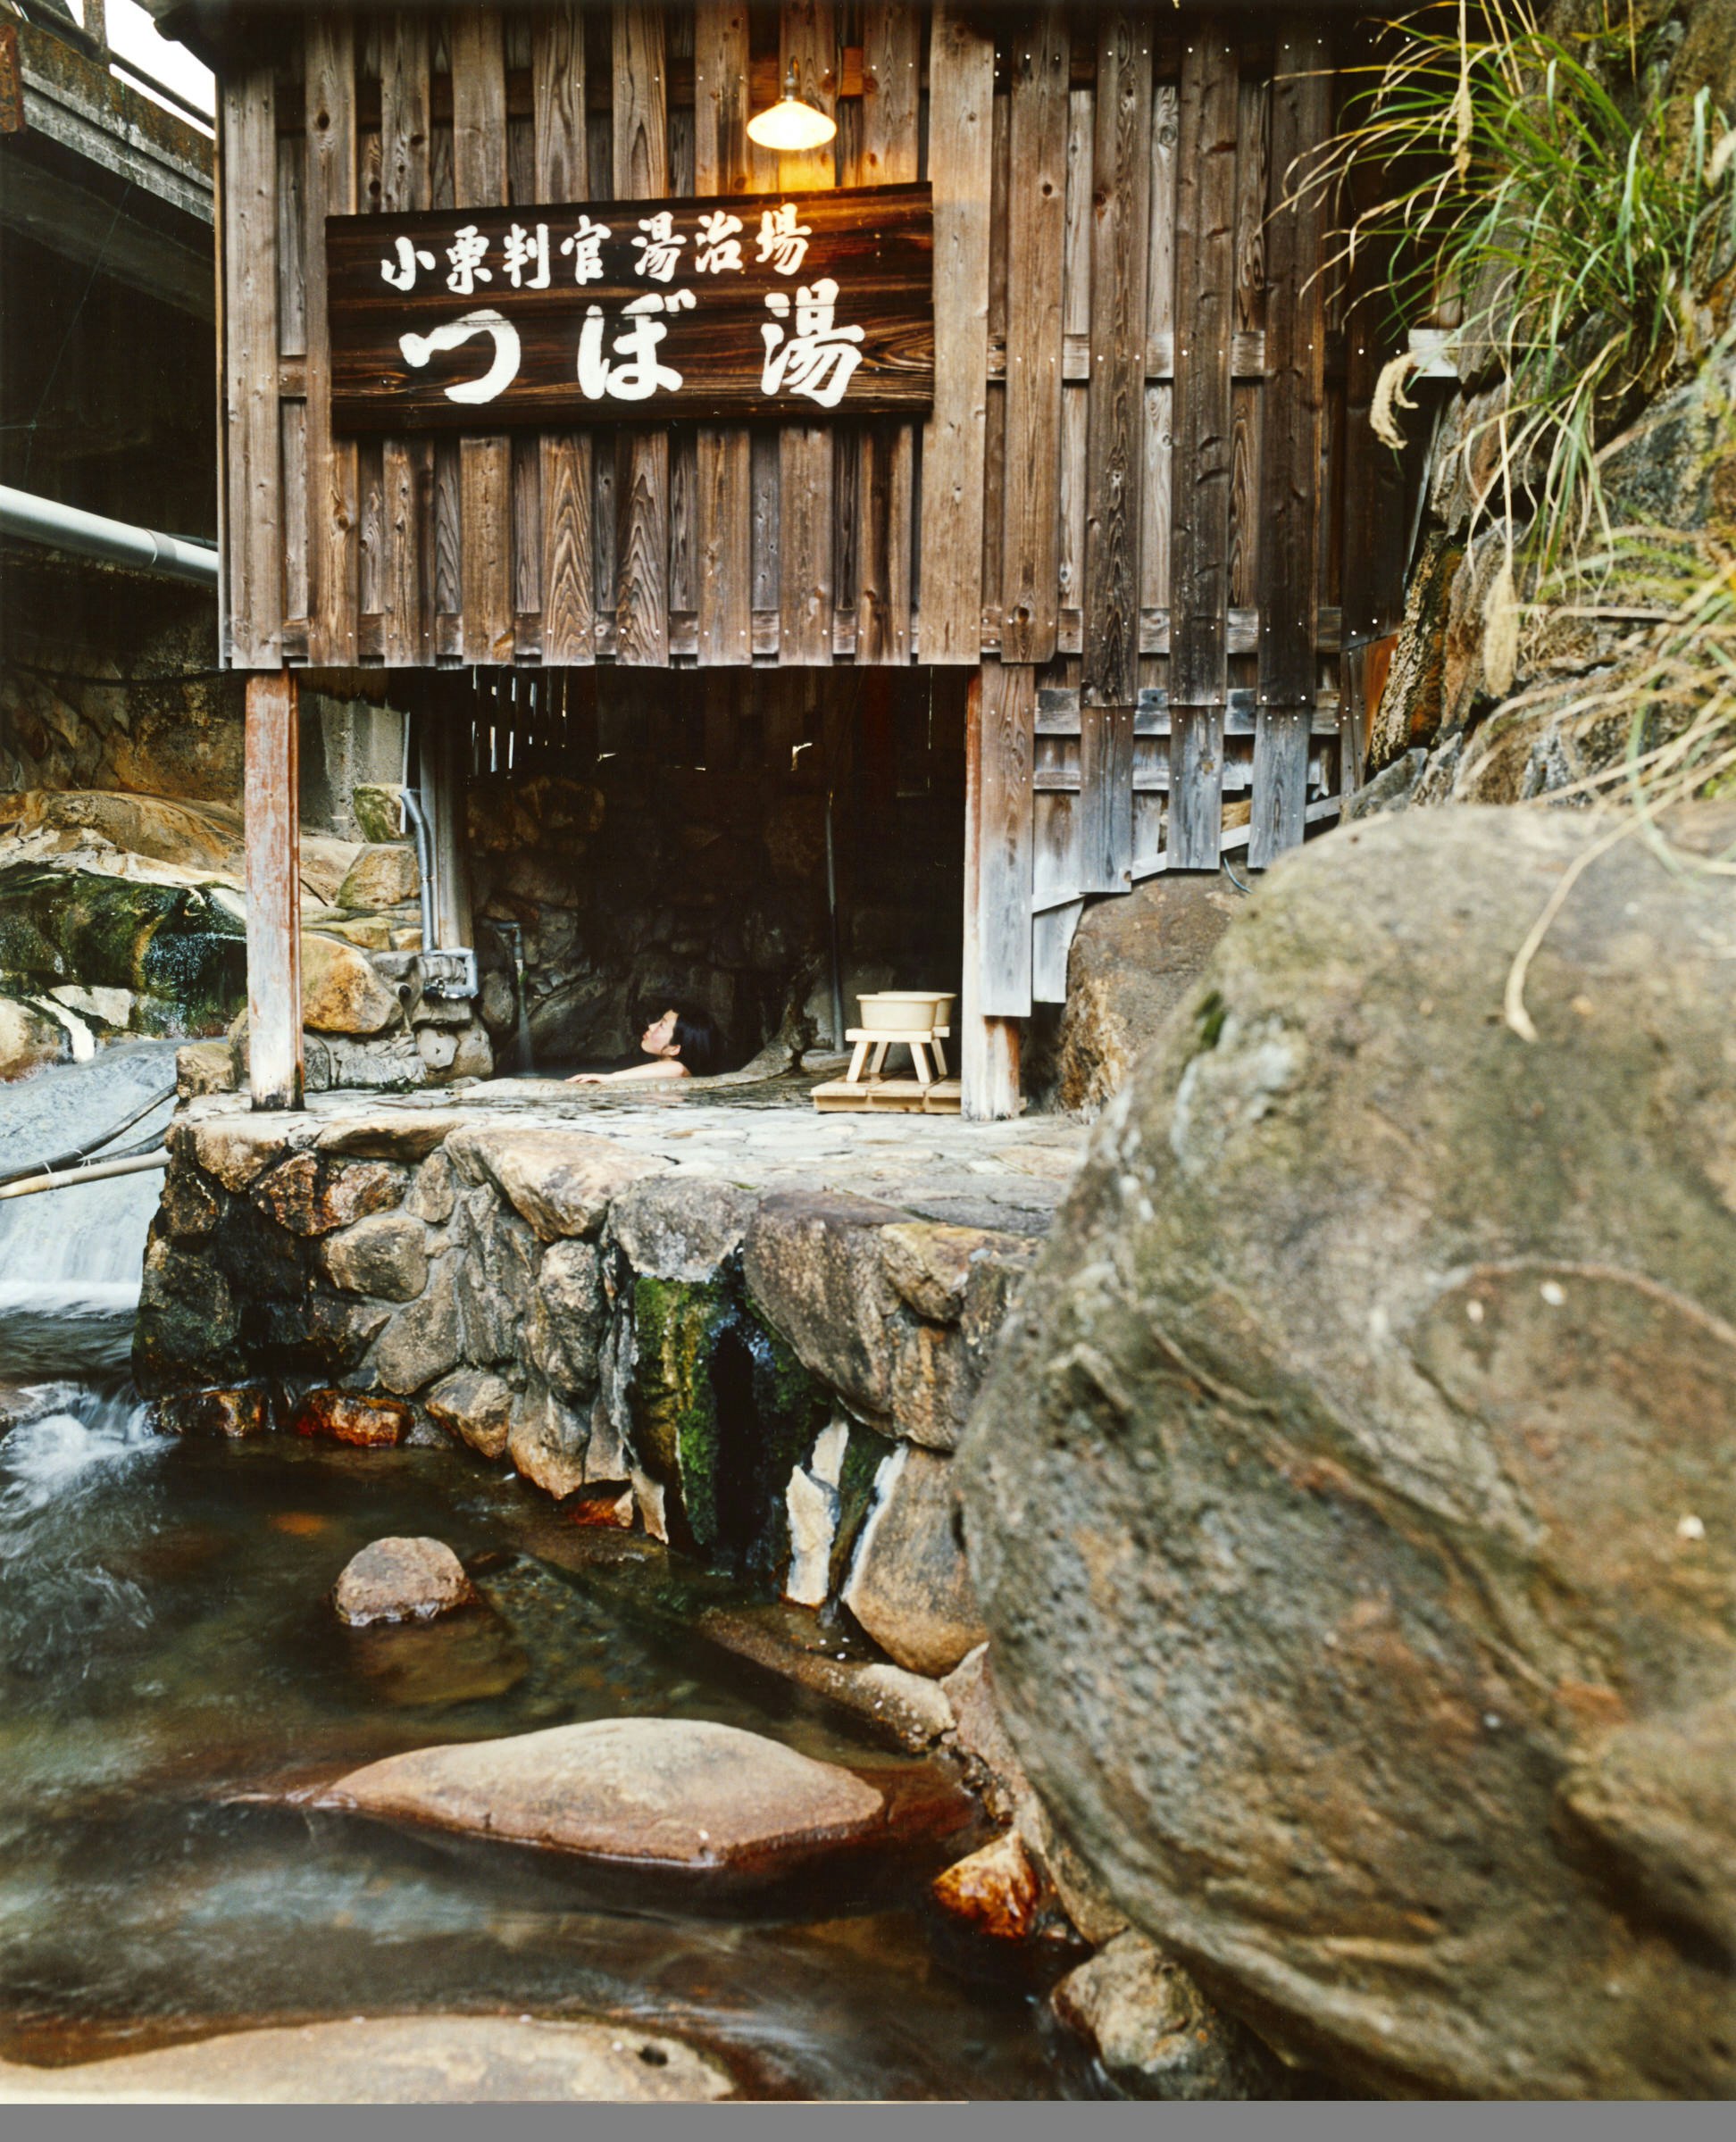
[[667, 1005, 722, 1077]]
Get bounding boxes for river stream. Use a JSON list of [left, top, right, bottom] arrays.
[[0, 1054, 1075, 2099]]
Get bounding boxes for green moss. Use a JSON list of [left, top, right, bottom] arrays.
[[829, 1417, 897, 1595], [1195, 988, 1227, 1053], [0, 865, 245, 1034], [629, 1273, 735, 1556]]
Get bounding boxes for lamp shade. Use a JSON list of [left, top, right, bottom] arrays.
[[746, 94, 837, 154]]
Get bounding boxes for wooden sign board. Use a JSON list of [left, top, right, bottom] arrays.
[[328, 180, 933, 431]]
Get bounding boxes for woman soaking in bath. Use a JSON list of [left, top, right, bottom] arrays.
[[568, 1004, 722, 1085]]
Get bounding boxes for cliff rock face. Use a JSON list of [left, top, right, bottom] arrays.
[[959, 804, 1736, 2098]]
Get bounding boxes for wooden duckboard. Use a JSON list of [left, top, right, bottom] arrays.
[[812, 1076, 963, 1115]]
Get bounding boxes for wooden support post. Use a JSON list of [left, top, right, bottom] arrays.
[[245, 671, 303, 1111], [961, 666, 1022, 1121]]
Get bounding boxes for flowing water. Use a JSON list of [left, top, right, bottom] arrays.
[[0, 1062, 1075, 2100]]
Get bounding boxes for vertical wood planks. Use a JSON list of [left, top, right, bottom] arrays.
[[960, 668, 1023, 1118], [919, 3, 994, 663], [451, 7, 513, 664], [974, 657, 1034, 1015], [535, 4, 594, 663], [999, 8, 1069, 667], [380, 13, 431, 665], [1168, 29, 1238, 866], [855, 1, 919, 663], [1138, 76, 1177, 634], [304, 15, 357, 667], [1250, 22, 1330, 867], [1081, 13, 1150, 706], [613, 2, 670, 666], [778, 0, 837, 666], [693, 2, 754, 663], [223, 68, 280, 667], [1079, 12, 1149, 893], [245, 671, 302, 1110]]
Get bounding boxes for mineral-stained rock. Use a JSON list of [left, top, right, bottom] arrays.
[[157, 1164, 220, 1243], [300, 934, 403, 1036], [316, 1111, 464, 1163], [878, 1221, 982, 1323], [332, 1536, 477, 1626], [842, 1445, 985, 1678], [447, 1125, 667, 1241], [608, 1175, 756, 1281], [321, 1213, 430, 1301], [325, 1716, 884, 1871], [253, 1154, 405, 1238], [425, 1366, 515, 1460], [336, 843, 420, 912], [1052, 1935, 1290, 2101], [371, 1260, 461, 1394], [506, 1375, 591, 1500], [959, 802, 1736, 2098], [0, 996, 67, 1082], [526, 1238, 607, 1394], [0, 2015, 731, 2104], [153, 1386, 269, 1439], [291, 1388, 413, 1447], [135, 1236, 239, 1384], [931, 1830, 1040, 1941]]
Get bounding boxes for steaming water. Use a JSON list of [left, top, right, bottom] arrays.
[[0, 1057, 1071, 2099], [0, 1042, 179, 1373]]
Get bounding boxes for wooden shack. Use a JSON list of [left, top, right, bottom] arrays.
[[176, 0, 1415, 1115]]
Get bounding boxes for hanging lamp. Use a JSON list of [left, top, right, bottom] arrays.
[[746, 57, 836, 154]]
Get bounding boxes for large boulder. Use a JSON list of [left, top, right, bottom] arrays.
[[959, 804, 1736, 2099], [325, 1717, 885, 1873]]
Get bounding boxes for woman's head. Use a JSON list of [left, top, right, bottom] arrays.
[[639, 1004, 722, 1077]]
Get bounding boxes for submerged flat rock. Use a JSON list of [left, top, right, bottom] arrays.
[[324, 1716, 885, 1871], [0, 2016, 731, 2103]]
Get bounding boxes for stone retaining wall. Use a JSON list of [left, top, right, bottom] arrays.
[[136, 1096, 1037, 1679]]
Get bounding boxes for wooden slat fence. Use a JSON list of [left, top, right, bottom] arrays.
[[221, 5, 1411, 1019]]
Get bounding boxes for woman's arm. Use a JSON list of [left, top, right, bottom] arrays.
[[568, 1058, 691, 1085]]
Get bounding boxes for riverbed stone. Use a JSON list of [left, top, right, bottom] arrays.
[[842, 1444, 985, 1678], [425, 1367, 515, 1460], [447, 1125, 668, 1241], [958, 801, 1736, 2098], [253, 1154, 405, 1237], [607, 1174, 756, 1280], [332, 1537, 477, 1627], [336, 843, 420, 912], [0, 2015, 731, 2104], [372, 1259, 462, 1395], [1051, 1935, 1290, 2102], [931, 1830, 1041, 1942], [301, 935, 402, 1036], [291, 1388, 413, 1447], [325, 1716, 885, 1871], [153, 1386, 269, 1439], [526, 1238, 607, 1395], [321, 1213, 429, 1300]]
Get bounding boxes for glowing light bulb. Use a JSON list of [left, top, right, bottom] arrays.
[[747, 58, 837, 153]]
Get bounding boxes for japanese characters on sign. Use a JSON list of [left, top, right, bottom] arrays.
[[326, 182, 932, 431]]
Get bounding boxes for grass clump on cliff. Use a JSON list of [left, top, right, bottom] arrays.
[[1321, 0, 1736, 581]]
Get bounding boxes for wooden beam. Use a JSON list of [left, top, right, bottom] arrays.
[[694, 1, 756, 665], [779, 0, 838, 666], [452, 7, 513, 665], [613, 3, 671, 667], [245, 671, 302, 1111], [961, 666, 1022, 1121], [303, 16, 357, 668]]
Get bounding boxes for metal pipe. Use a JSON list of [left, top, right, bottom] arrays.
[[0, 485, 219, 587], [0, 1150, 169, 1202], [0, 1081, 175, 1189], [823, 788, 846, 1050], [400, 785, 438, 954]]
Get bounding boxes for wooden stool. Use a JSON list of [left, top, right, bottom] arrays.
[[844, 1023, 951, 1088]]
